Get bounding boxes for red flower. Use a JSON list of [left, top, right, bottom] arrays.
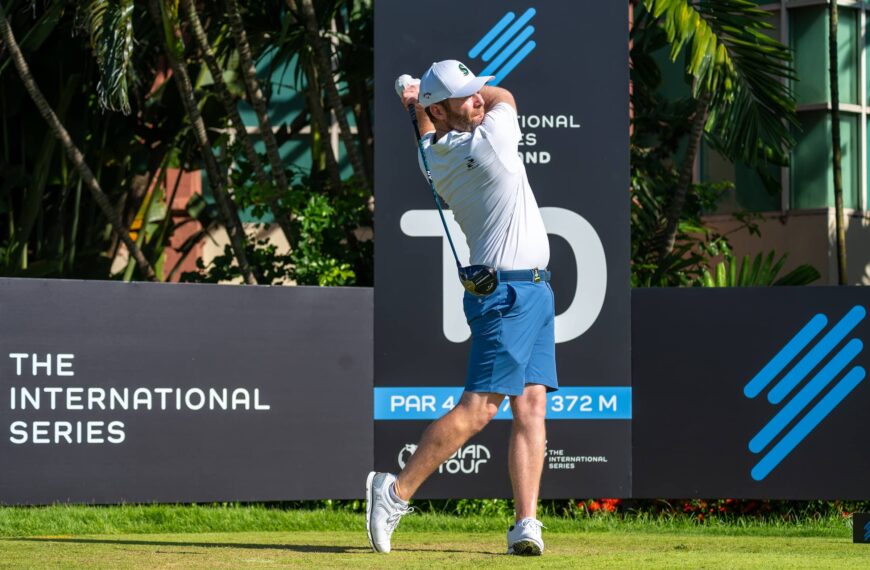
[[587, 500, 601, 512], [600, 498, 621, 513]]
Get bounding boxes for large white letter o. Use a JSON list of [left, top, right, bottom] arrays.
[[541, 207, 607, 342], [399, 207, 607, 343]]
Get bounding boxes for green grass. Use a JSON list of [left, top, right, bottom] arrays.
[[0, 504, 851, 538], [0, 504, 856, 536], [0, 506, 867, 568], [1, 530, 869, 569]]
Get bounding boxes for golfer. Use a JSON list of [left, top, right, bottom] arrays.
[[366, 60, 557, 556]]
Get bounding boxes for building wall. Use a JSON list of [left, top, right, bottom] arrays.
[[200, 224, 292, 285], [706, 208, 870, 285], [694, 2, 870, 285]]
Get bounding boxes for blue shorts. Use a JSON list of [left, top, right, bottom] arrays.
[[462, 280, 558, 396]]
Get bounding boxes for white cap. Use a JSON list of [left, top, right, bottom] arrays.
[[419, 60, 493, 108]]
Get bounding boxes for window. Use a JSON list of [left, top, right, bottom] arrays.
[[700, 2, 866, 213], [791, 111, 859, 209]]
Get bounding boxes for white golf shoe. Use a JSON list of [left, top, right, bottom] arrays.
[[507, 517, 545, 555], [365, 471, 413, 553]]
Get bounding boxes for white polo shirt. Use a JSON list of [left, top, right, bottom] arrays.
[[418, 102, 549, 271]]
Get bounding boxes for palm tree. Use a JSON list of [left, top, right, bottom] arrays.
[[829, 1, 847, 284], [642, 0, 798, 262], [147, 0, 259, 285], [0, 2, 158, 281], [333, 0, 374, 183], [181, 0, 296, 247], [271, 3, 344, 194], [302, 59, 345, 193], [224, 0, 295, 201], [288, 0, 370, 192]]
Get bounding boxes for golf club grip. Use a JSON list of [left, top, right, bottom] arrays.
[[407, 105, 435, 187], [407, 104, 424, 141]]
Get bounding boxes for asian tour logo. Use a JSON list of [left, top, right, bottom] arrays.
[[744, 306, 866, 481], [398, 443, 490, 474], [467, 7, 536, 86], [397, 444, 418, 469]]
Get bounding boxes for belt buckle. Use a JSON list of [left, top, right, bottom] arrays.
[[533, 268, 541, 283]]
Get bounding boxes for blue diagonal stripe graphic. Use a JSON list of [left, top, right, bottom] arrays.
[[768, 306, 866, 404], [751, 366, 866, 481], [480, 26, 535, 77], [744, 314, 828, 398], [489, 41, 536, 86], [749, 338, 863, 453], [865, 521, 870, 542], [468, 12, 516, 59], [482, 8, 536, 62]]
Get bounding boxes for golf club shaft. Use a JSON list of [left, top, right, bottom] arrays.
[[407, 105, 463, 269]]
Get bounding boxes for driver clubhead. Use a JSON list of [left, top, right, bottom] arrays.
[[459, 265, 498, 296]]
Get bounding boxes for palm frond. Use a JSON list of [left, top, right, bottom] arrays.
[[81, 0, 135, 114], [158, 0, 185, 60], [701, 250, 820, 286], [644, 0, 798, 166]]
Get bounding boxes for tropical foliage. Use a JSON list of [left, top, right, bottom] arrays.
[[645, 0, 797, 161], [1, 0, 815, 287], [640, 0, 798, 261], [701, 244, 821, 287], [0, 0, 373, 285], [630, 1, 818, 287]]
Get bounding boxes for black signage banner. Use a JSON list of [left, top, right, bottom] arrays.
[[854, 513, 870, 543], [374, 0, 631, 498], [633, 288, 870, 499], [0, 278, 372, 505], [5, 281, 870, 502]]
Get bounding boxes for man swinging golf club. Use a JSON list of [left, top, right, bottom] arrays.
[[366, 59, 557, 556]]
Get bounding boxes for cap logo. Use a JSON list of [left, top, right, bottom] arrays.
[[458, 63, 470, 76], [423, 92, 431, 99]]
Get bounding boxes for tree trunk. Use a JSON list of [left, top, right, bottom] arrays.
[[303, 60, 343, 193], [334, 3, 373, 182], [283, 2, 342, 193], [350, 75, 374, 183], [182, 0, 296, 246], [0, 5, 158, 282], [147, 0, 259, 285], [657, 87, 712, 261], [224, 0, 290, 195], [830, 1, 848, 285], [291, 0, 370, 192]]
